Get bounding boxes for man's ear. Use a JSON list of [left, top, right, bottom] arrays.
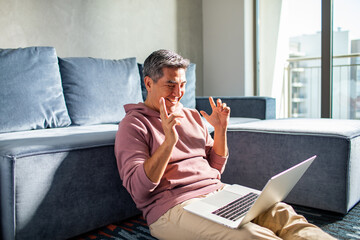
[[144, 76, 153, 92]]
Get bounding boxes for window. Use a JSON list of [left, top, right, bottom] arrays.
[[258, 0, 322, 118], [258, 0, 360, 119], [286, 0, 322, 118], [332, 0, 360, 119]]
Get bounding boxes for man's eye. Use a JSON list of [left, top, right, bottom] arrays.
[[168, 85, 175, 88]]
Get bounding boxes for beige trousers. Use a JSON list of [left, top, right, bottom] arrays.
[[149, 198, 337, 240]]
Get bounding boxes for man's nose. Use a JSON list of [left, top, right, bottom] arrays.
[[173, 84, 181, 97]]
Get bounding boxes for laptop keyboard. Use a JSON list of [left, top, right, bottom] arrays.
[[212, 192, 259, 221]]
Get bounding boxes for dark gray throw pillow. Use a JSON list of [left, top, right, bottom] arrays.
[[181, 63, 196, 109], [59, 57, 143, 125], [0, 47, 71, 133]]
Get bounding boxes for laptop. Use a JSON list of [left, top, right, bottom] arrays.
[[184, 155, 316, 229]]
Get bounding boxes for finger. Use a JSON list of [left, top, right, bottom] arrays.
[[159, 97, 168, 119], [217, 98, 222, 107], [168, 117, 182, 126], [209, 97, 216, 109], [222, 106, 231, 115], [167, 113, 184, 122], [200, 110, 210, 119]]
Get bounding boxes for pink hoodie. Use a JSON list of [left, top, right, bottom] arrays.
[[114, 102, 227, 225]]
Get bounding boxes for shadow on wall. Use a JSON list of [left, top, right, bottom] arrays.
[[176, 0, 203, 96]]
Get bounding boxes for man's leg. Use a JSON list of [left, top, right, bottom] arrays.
[[149, 198, 282, 240], [253, 202, 337, 240]]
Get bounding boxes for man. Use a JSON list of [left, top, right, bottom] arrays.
[[114, 49, 335, 239]]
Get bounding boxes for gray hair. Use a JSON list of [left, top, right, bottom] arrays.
[[143, 49, 190, 82]]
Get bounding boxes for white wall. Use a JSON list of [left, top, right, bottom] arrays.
[[202, 0, 254, 97], [0, 0, 204, 94]]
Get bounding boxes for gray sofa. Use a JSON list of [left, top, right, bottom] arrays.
[[223, 118, 360, 215], [0, 46, 275, 240]]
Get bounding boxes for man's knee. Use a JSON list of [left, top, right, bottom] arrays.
[[274, 202, 294, 211]]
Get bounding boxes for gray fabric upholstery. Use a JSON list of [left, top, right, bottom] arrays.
[[203, 117, 260, 133], [227, 118, 360, 137], [181, 63, 196, 109], [0, 125, 139, 240], [59, 57, 143, 125], [222, 118, 360, 214], [0, 125, 119, 156], [196, 96, 276, 120], [0, 47, 71, 133], [138, 63, 147, 101]]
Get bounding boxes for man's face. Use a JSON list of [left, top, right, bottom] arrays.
[[145, 67, 187, 114]]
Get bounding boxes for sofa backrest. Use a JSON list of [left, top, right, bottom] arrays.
[[0, 46, 197, 134], [0, 47, 71, 133], [58, 57, 143, 126]]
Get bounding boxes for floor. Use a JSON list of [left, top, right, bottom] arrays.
[[72, 202, 360, 240]]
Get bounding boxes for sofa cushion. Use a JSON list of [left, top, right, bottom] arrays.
[[0, 124, 139, 239], [0, 47, 71, 133], [203, 117, 260, 133], [138, 63, 196, 109], [223, 118, 360, 214], [181, 63, 196, 109], [138, 63, 147, 101], [59, 57, 143, 125], [0, 124, 119, 157], [228, 118, 360, 137]]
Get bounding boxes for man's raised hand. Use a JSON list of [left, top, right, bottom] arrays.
[[200, 97, 230, 131], [143, 98, 184, 183], [159, 97, 183, 146]]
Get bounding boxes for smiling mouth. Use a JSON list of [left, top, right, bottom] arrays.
[[166, 98, 179, 105]]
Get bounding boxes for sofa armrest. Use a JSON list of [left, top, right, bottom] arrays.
[[195, 96, 276, 120]]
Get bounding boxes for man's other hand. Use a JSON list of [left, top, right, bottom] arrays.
[[200, 97, 230, 131]]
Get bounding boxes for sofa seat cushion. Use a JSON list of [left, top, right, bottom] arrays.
[[228, 118, 360, 138], [0, 125, 139, 240], [0, 47, 71, 133], [0, 124, 119, 158], [59, 57, 143, 126]]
